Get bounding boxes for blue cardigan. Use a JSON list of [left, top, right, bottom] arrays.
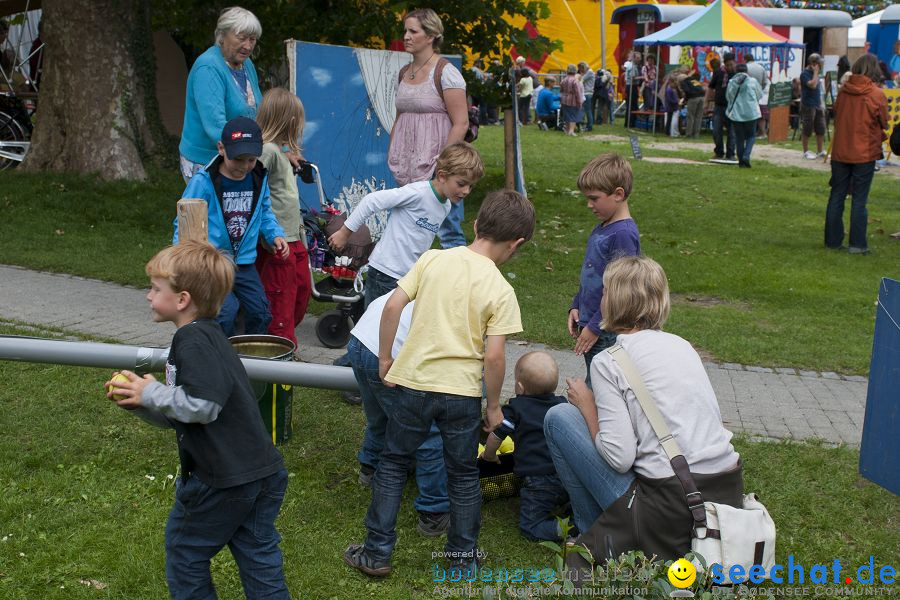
[[178, 45, 263, 164]]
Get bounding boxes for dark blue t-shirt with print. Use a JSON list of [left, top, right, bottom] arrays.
[[219, 174, 254, 256]]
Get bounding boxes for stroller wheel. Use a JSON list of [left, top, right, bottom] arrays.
[[316, 310, 352, 348]]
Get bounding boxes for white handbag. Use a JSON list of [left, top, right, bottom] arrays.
[[692, 492, 776, 573], [606, 344, 777, 575]]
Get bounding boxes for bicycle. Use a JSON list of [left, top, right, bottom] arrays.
[[0, 91, 33, 170]]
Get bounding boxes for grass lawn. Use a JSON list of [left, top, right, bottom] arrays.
[[0, 126, 897, 375], [0, 321, 897, 599]]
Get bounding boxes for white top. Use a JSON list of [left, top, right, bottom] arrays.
[[438, 62, 467, 90], [350, 292, 414, 358], [590, 329, 740, 479], [344, 180, 451, 280]]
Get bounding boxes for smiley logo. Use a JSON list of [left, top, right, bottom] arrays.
[[667, 558, 697, 588]]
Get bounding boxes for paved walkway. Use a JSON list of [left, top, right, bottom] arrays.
[[0, 265, 868, 447]]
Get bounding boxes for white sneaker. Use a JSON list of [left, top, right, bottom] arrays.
[[817, 151, 827, 158], [803, 151, 817, 160]]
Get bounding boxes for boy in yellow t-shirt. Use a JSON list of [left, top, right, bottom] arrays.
[[343, 190, 536, 579]]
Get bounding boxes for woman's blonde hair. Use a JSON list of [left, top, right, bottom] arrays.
[[600, 256, 670, 333], [404, 8, 444, 50], [257, 88, 305, 153]]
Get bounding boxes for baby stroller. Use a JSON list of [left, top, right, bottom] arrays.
[[297, 162, 375, 348]]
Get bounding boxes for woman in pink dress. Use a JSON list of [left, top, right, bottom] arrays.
[[388, 8, 470, 247]]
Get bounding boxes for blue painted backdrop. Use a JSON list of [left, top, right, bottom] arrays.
[[859, 277, 900, 495], [292, 41, 461, 213]]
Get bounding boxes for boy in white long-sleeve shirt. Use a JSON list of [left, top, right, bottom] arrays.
[[328, 142, 484, 306]]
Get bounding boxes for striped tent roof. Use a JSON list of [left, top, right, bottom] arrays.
[[634, 0, 805, 47]]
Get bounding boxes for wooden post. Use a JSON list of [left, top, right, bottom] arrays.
[[176, 198, 208, 242], [504, 108, 515, 190], [767, 105, 789, 143]]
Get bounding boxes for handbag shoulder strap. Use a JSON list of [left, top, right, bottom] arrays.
[[605, 343, 708, 527]]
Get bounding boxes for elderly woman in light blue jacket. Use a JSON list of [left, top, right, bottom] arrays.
[[726, 63, 763, 168], [178, 7, 263, 182]]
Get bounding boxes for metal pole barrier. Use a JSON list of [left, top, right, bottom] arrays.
[[627, 68, 633, 130], [600, 0, 607, 71], [0, 336, 359, 392]]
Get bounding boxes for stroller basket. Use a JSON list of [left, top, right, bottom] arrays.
[[322, 211, 375, 273]]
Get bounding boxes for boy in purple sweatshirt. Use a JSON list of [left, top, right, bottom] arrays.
[[567, 153, 641, 387]]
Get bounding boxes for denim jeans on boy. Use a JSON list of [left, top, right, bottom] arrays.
[[543, 403, 635, 534], [348, 337, 450, 514], [364, 386, 482, 562], [519, 474, 570, 541], [825, 160, 875, 251], [438, 201, 467, 249], [217, 264, 272, 337], [363, 267, 399, 308], [582, 329, 619, 388], [733, 119, 757, 165], [165, 469, 290, 600], [712, 106, 735, 159]]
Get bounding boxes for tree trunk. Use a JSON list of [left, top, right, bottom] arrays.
[[22, 0, 161, 180]]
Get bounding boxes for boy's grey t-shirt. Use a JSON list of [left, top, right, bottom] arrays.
[[572, 218, 641, 336], [343, 180, 451, 280]]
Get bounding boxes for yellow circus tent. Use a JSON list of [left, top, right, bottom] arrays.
[[508, 0, 700, 77]]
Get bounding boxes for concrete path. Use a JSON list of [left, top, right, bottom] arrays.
[[0, 264, 868, 447]]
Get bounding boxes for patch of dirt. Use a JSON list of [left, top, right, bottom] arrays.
[[692, 346, 717, 364], [583, 133, 900, 178], [641, 156, 706, 165], [671, 293, 750, 311]]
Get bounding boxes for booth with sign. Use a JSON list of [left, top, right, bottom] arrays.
[[767, 81, 793, 142]]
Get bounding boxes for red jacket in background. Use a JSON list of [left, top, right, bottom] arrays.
[[831, 74, 888, 164]]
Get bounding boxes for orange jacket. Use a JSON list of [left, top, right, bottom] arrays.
[[831, 75, 888, 164]]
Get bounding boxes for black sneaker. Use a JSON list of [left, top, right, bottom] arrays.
[[448, 555, 479, 580], [417, 511, 450, 537], [343, 544, 392, 577], [359, 464, 375, 486], [342, 391, 362, 405]]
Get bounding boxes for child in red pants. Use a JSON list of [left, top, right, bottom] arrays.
[[255, 88, 312, 345]]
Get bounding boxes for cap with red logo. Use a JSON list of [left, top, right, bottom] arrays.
[[220, 116, 263, 159]]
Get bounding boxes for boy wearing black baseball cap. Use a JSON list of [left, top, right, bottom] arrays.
[[173, 116, 289, 337]]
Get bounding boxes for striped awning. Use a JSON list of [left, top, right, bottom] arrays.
[[634, 0, 806, 47]]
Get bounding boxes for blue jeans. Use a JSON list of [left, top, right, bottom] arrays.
[[733, 119, 757, 165], [348, 337, 450, 514], [364, 386, 482, 562], [544, 403, 635, 534], [218, 264, 272, 337], [165, 469, 289, 600], [438, 201, 467, 249], [712, 105, 735, 159], [825, 160, 875, 251], [363, 267, 399, 309], [582, 96, 594, 131], [582, 329, 619, 388], [519, 474, 570, 541]]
